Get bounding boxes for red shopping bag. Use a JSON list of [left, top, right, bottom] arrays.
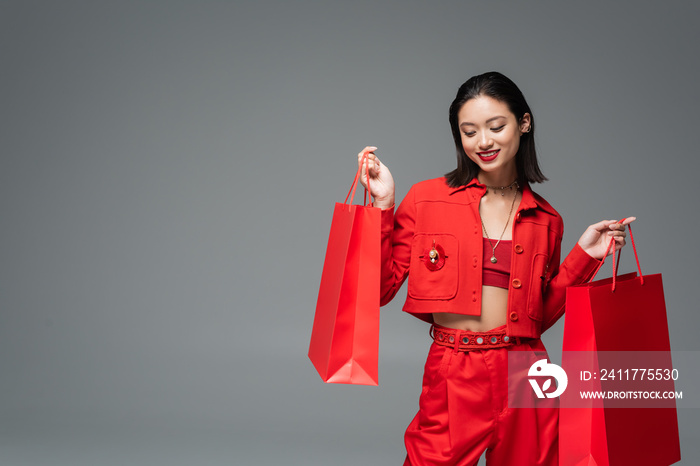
[[560, 223, 681, 466], [308, 153, 380, 385]]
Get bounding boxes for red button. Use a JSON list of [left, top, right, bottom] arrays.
[[512, 278, 522, 288], [510, 312, 519, 321], [514, 244, 523, 254], [515, 212, 522, 223]]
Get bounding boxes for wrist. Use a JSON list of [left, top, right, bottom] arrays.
[[577, 241, 601, 260], [373, 196, 395, 210]]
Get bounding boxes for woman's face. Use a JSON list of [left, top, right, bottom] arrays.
[[457, 95, 530, 177]]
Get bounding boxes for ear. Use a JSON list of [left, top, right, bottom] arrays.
[[519, 113, 532, 134]]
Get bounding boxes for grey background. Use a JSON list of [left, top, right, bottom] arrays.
[[2, 1, 698, 465]]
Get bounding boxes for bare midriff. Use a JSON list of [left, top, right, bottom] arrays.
[[432, 285, 508, 331], [432, 189, 517, 332]]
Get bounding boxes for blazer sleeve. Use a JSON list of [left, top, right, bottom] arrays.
[[379, 186, 416, 305], [541, 236, 602, 333]]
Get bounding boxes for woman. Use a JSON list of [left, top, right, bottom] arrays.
[[357, 72, 634, 465]]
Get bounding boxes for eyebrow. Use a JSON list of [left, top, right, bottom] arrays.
[[459, 116, 507, 128]]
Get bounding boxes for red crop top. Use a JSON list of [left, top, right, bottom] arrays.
[[482, 238, 511, 289]]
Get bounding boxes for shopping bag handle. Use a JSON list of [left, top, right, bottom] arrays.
[[343, 150, 373, 207], [589, 218, 643, 291]]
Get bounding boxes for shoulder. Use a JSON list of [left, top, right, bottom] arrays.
[[531, 190, 560, 217], [397, 177, 464, 218], [527, 186, 564, 232], [408, 177, 452, 200]]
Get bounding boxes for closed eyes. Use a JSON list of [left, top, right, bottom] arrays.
[[463, 125, 506, 137]]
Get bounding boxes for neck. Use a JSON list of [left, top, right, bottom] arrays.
[[478, 169, 519, 188]]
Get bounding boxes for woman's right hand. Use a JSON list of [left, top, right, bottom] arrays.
[[357, 146, 395, 209]]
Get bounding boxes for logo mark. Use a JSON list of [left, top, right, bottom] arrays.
[[528, 359, 568, 398]]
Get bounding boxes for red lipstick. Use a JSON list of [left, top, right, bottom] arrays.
[[477, 149, 499, 162]]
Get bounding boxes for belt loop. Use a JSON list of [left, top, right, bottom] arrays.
[[429, 324, 435, 341], [453, 330, 461, 353]]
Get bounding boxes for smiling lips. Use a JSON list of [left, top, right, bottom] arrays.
[[477, 149, 500, 162]]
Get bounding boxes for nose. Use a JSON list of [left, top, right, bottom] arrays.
[[477, 133, 493, 150]]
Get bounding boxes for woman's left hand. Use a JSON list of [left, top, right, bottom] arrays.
[[577, 217, 636, 260]]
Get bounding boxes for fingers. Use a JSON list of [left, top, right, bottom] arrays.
[[589, 219, 618, 232], [606, 216, 636, 234], [607, 217, 636, 251], [357, 146, 378, 160], [591, 216, 636, 233], [357, 146, 380, 176]]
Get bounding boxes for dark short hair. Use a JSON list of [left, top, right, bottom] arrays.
[[445, 72, 547, 187]]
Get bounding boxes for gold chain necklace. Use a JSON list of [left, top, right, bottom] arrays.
[[480, 183, 519, 264]]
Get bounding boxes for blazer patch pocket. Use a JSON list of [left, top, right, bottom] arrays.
[[527, 253, 548, 320], [408, 233, 459, 300]]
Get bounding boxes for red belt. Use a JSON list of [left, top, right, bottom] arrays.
[[430, 324, 522, 352]]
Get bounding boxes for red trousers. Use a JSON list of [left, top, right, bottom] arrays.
[[403, 326, 558, 466]]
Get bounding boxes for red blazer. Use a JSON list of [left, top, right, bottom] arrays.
[[380, 176, 602, 338]]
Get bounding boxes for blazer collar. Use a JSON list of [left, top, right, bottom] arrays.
[[447, 177, 547, 213]]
